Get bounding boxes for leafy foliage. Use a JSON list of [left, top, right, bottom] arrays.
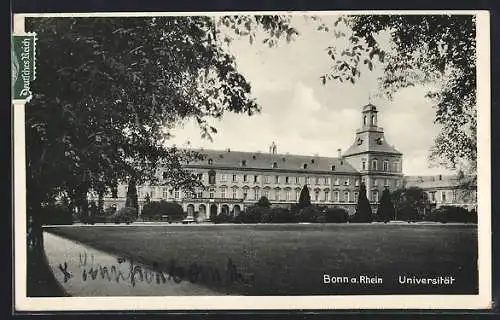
[[141, 200, 184, 220], [352, 183, 372, 223], [316, 207, 349, 223], [318, 15, 477, 172], [256, 196, 272, 208], [298, 184, 311, 209], [391, 187, 430, 221], [376, 188, 395, 222]]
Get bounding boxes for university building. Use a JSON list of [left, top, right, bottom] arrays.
[[100, 103, 476, 221]]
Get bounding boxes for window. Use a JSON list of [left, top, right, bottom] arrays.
[[275, 176, 279, 184], [396, 180, 401, 188], [303, 163, 308, 169], [263, 189, 269, 198], [316, 177, 320, 185], [208, 158, 213, 165], [295, 189, 301, 201], [324, 191, 329, 202], [285, 189, 290, 201], [254, 188, 260, 200], [241, 160, 247, 167], [275, 189, 280, 201], [324, 177, 329, 185], [344, 191, 350, 203], [209, 188, 214, 199], [272, 162, 278, 168], [295, 176, 300, 184], [162, 188, 168, 199], [373, 179, 378, 186], [265, 175, 270, 183], [334, 178, 340, 186], [254, 175, 258, 183], [362, 161, 366, 171], [384, 179, 389, 186], [232, 174, 237, 182], [243, 174, 247, 182], [315, 190, 320, 201], [344, 179, 350, 186], [355, 179, 360, 187], [174, 189, 180, 199], [221, 174, 227, 182], [307, 176, 312, 185], [209, 171, 216, 184], [441, 191, 447, 203], [372, 190, 379, 202], [232, 188, 237, 199], [393, 161, 400, 172], [197, 191, 203, 198], [285, 176, 289, 184], [221, 187, 226, 199], [383, 160, 389, 172], [150, 189, 156, 199], [430, 192, 436, 202], [354, 192, 359, 202], [371, 159, 378, 170], [331, 165, 336, 171], [333, 191, 340, 202]]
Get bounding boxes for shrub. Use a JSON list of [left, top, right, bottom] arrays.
[[111, 206, 138, 224], [260, 207, 294, 223], [213, 213, 233, 224], [376, 188, 395, 222], [298, 185, 311, 209], [431, 205, 476, 223], [141, 200, 184, 221], [256, 196, 272, 208], [40, 203, 73, 225], [317, 207, 349, 223], [240, 206, 268, 223], [352, 183, 373, 223], [295, 205, 320, 223]]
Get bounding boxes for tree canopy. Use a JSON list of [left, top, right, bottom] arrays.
[[25, 16, 297, 214], [317, 15, 477, 173]]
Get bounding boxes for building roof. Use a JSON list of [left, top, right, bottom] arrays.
[[185, 148, 359, 174], [343, 134, 402, 156], [362, 103, 378, 112], [404, 174, 476, 189]]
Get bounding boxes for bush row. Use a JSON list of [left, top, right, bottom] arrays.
[[213, 205, 350, 224]]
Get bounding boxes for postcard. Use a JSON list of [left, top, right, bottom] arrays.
[[12, 10, 491, 311]]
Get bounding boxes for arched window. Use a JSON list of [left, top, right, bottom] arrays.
[[371, 159, 378, 170], [331, 165, 336, 171], [363, 115, 367, 125], [303, 163, 308, 169], [272, 162, 278, 168], [208, 170, 216, 184], [371, 115, 375, 125], [208, 158, 213, 165]]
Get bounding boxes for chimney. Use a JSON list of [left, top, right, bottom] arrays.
[[337, 148, 342, 158]]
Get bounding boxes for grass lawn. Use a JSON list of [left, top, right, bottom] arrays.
[[46, 223, 478, 295]]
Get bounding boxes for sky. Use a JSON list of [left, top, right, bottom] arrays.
[[168, 15, 454, 176]]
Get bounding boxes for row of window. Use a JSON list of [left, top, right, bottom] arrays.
[[205, 173, 363, 186], [118, 178, 402, 200], [361, 159, 400, 172], [141, 187, 381, 203]]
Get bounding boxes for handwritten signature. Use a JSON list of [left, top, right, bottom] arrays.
[[57, 252, 254, 288]]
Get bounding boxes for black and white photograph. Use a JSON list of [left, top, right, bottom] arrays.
[[12, 11, 491, 310]]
